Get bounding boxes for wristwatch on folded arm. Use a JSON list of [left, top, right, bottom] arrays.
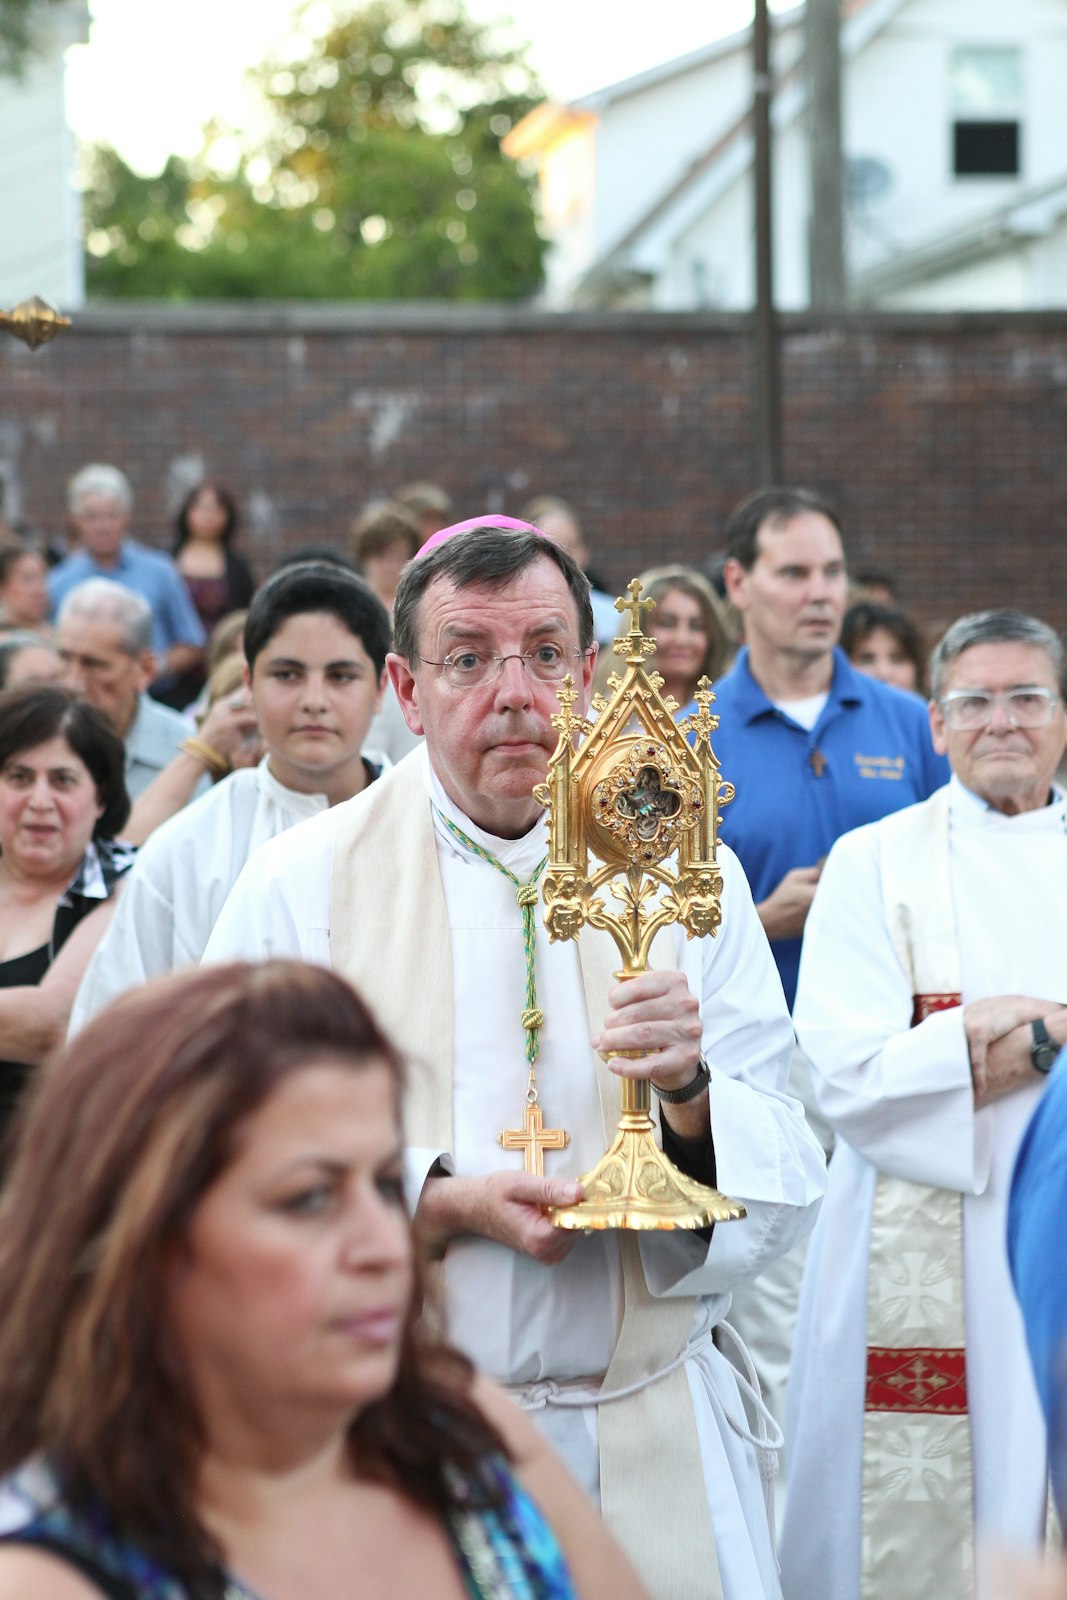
[[1030, 1019, 1060, 1076]]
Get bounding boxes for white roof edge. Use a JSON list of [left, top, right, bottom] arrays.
[[572, 4, 804, 112], [576, 0, 915, 287], [854, 172, 1067, 296]]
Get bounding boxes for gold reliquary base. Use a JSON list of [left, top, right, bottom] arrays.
[[548, 1078, 747, 1232]]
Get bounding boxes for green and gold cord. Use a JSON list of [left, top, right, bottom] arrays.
[[433, 808, 547, 1066]]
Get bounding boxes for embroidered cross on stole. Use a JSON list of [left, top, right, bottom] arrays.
[[865, 788, 972, 1600]]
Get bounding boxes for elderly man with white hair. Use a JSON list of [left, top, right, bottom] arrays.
[[781, 608, 1067, 1600], [56, 579, 196, 799], [47, 464, 205, 678]]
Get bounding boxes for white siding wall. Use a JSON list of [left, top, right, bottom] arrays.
[[587, 51, 750, 264], [0, 3, 88, 309], [846, 0, 1067, 282], [537, 0, 1067, 311], [536, 122, 598, 306]]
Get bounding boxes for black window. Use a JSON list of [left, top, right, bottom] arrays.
[[953, 120, 1019, 177]]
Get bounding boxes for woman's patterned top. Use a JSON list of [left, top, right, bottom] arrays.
[[0, 1454, 579, 1600]]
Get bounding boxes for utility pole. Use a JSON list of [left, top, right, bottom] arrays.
[[752, 0, 782, 483], [806, 0, 847, 307]]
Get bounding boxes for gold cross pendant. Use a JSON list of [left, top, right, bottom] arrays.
[[498, 1102, 570, 1176]]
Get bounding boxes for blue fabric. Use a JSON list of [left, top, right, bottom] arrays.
[[48, 542, 206, 656], [123, 694, 195, 800], [1008, 1047, 1067, 1514], [698, 647, 949, 1007], [448, 1455, 578, 1599], [0, 1454, 578, 1600]]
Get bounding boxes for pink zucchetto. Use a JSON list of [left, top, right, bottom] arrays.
[[416, 515, 543, 558]]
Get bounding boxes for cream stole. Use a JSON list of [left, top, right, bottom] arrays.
[[864, 787, 972, 1599], [329, 755, 723, 1600]]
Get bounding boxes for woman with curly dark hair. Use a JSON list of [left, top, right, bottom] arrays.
[[0, 961, 647, 1600], [0, 684, 132, 1137]]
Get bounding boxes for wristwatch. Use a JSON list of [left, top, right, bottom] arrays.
[[651, 1055, 712, 1104], [1030, 1019, 1059, 1076]]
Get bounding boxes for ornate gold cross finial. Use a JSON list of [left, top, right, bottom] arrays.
[[498, 1102, 570, 1176], [616, 579, 655, 636], [679, 677, 719, 749], [0, 296, 71, 351]]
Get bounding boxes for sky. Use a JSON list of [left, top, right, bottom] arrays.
[[65, 0, 761, 175]]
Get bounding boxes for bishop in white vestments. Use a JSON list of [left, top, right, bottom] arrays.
[[781, 611, 1067, 1600], [205, 522, 827, 1600]]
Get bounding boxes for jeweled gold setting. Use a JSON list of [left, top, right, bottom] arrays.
[[534, 580, 745, 1231], [0, 296, 71, 351]]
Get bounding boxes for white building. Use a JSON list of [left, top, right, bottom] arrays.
[[506, 0, 1067, 311], [0, 0, 89, 311]]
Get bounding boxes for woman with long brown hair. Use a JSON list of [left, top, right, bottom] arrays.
[[636, 565, 735, 715], [0, 961, 647, 1600]]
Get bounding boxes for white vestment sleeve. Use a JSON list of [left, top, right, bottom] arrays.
[[794, 825, 991, 1196], [203, 851, 319, 964], [643, 850, 827, 1300], [70, 866, 192, 1034], [202, 811, 336, 967], [403, 1150, 454, 1223]]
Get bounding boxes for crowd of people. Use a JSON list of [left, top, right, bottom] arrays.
[[0, 463, 1062, 1600]]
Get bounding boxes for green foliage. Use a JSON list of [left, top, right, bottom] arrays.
[[0, 0, 62, 78], [84, 0, 546, 301]]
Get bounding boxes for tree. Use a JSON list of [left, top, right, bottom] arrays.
[[1, 0, 64, 78], [84, 0, 546, 301]]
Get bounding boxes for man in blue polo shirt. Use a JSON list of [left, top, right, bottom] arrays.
[[715, 486, 948, 1010], [48, 464, 205, 679], [709, 486, 948, 1444]]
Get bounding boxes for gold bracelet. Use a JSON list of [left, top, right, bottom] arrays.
[[180, 737, 231, 779]]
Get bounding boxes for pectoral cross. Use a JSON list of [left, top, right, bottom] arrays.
[[809, 748, 827, 777], [498, 1102, 570, 1175]]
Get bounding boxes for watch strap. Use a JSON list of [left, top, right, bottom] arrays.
[[651, 1056, 712, 1104]]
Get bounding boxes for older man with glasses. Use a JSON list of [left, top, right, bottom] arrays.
[[55, 578, 195, 800], [205, 518, 827, 1600], [781, 609, 1067, 1600]]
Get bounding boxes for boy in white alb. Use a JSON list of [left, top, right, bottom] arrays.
[[70, 562, 391, 1028]]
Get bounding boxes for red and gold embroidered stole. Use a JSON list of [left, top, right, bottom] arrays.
[[862, 788, 974, 1600]]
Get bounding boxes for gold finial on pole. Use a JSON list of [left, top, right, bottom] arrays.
[[534, 579, 743, 1231], [0, 296, 71, 351]]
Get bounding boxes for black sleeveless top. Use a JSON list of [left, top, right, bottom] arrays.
[[0, 839, 136, 1154]]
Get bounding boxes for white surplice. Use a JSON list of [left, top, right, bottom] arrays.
[[782, 776, 1066, 1600], [204, 746, 827, 1600], [70, 759, 331, 1031]]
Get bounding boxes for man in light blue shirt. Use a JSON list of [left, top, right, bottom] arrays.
[[48, 464, 206, 673], [56, 578, 196, 800]]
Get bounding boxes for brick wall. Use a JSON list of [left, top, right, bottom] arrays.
[[2, 304, 1065, 631]]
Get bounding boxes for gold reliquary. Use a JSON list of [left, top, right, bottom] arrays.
[[533, 580, 747, 1231]]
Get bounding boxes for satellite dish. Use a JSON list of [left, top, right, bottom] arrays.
[[847, 156, 892, 205]]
